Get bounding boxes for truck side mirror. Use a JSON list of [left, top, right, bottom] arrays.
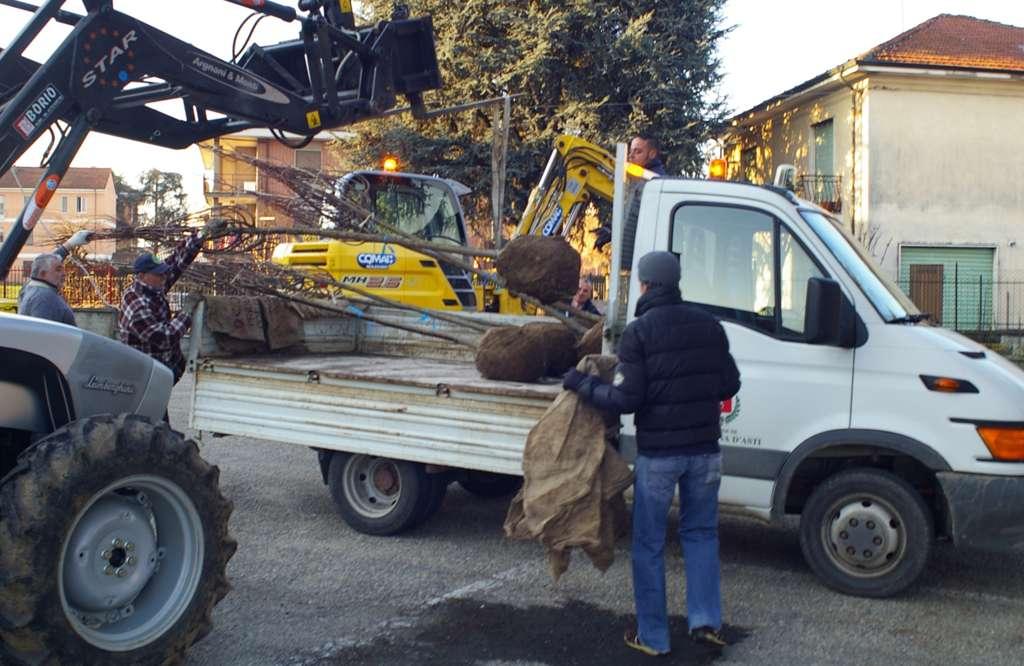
[[804, 277, 843, 345]]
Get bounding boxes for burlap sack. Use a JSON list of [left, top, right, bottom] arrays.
[[504, 354, 633, 580]]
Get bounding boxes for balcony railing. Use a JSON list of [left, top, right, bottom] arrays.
[[203, 176, 259, 198], [797, 174, 842, 213]]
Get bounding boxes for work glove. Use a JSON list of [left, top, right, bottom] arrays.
[[180, 293, 204, 314], [201, 217, 228, 239], [562, 368, 587, 392], [64, 230, 93, 249]]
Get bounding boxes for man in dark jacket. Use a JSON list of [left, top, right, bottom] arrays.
[[563, 250, 740, 656]]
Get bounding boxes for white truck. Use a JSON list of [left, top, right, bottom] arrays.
[[188, 147, 1024, 598]]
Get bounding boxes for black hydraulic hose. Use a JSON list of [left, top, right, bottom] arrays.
[[221, 0, 296, 23]]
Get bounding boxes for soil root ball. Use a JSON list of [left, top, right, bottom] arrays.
[[496, 236, 581, 304]]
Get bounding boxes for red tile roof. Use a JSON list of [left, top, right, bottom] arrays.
[[859, 14, 1024, 73], [0, 166, 113, 190]]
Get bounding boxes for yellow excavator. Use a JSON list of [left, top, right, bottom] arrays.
[[272, 168, 481, 311], [272, 135, 654, 313]]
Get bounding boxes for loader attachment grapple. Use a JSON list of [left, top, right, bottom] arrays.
[[0, 0, 442, 277]]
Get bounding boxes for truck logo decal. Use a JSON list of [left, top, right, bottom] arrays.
[[13, 84, 64, 139], [83, 376, 136, 395], [356, 250, 397, 270], [81, 30, 138, 88], [188, 53, 290, 105], [721, 395, 741, 424]]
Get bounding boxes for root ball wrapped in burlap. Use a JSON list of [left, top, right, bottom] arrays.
[[496, 236, 581, 304], [475, 326, 548, 382], [522, 322, 578, 376]]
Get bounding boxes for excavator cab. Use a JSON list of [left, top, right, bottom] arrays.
[[273, 170, 479, 311]]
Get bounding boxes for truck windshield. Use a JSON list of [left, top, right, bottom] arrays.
[[329, 173, 466, 245], [800, 210, 921, 322]]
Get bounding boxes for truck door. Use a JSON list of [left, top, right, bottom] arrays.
[[664, 199, 854, 511]]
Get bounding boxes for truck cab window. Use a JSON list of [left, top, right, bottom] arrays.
[[671, 204, 823, 338], [780, 226, 824, 335]]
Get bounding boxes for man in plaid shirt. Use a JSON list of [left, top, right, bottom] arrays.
[[118, 219, 225, 383]]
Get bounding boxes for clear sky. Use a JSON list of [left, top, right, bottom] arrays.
[[2, 0, 1023, 211]]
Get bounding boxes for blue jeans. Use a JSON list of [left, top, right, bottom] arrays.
[[631, 452, 722, 653]]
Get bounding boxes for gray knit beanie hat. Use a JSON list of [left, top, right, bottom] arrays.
[[636, 251, 680, 286]]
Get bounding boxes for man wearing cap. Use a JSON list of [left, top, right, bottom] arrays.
[[17, 229, 93, 325], [117, 218, 225, 383], [562, 250, 740, 657]]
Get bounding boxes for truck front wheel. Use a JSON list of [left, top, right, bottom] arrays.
[[799, 468, 933, 598], [0, 415, 235, 665], [327, 454, 428, 535]]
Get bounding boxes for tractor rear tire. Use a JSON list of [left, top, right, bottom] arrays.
[[0, 414, 235, 665]]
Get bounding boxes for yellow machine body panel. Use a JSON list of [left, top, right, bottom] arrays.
[[272, 239, 467, 310]]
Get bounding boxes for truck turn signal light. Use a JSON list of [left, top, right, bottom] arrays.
[[977, 427, 1024, 462], [920, 375, 978, 393], [382, 155, 399, 171]]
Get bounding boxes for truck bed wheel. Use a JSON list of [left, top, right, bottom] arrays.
[[413, 473, 449, 528], [327, 454, 427, 535], [458, 472, 522, 498], [799, 468, 932, 598], [0, 415, 235, 666]]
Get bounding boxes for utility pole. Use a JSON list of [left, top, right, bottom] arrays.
[[490, 95, 511, 250]]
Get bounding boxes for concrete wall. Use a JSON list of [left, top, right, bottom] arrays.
[[864, 75, 1024, 282], [74, 307, 118, 339]]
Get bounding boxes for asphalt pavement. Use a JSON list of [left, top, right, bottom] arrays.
[[170, 377, 1024, 666]]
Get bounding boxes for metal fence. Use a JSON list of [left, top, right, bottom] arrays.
[[895, 276, 1024, 333], [2, 266, 160, 310]]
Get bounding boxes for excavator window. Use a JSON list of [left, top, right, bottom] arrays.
[[334, 173, 466, 246]]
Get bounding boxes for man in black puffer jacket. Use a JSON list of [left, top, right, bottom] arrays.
[[563, 251, 740, 657]]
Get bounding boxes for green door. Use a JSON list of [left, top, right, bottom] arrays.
[[899, 246, 994, 329]]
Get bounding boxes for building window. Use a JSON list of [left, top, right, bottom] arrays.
[[813, 119, 834, 175], [61, 195, 68, 213], [76, 196, 86, 213], [295, 148, 322, 171], [0, 195, 5, 217]]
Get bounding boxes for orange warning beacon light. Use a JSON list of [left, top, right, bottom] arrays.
[[708, 158, 728, 180]]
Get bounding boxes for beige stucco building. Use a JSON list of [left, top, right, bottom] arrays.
[[720, 15, 1024, 330], [0, 166, 117, 274], [198, 130, 342, 229]]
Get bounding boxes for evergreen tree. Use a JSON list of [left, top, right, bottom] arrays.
[[138, 170, 189, 226], [339, 0, 729, 242]]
